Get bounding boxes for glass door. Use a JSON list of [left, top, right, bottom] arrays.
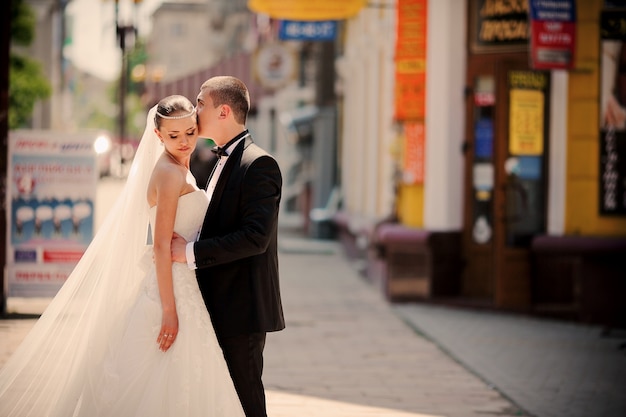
[[463, 54, 549, 309], [493, 65, 549, 309]]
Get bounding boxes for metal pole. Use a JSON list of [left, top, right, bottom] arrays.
[[115, 0, 127, 170], [0, 0, 11, 314], [119, 33, 127, 168]]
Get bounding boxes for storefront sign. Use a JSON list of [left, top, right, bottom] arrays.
[[529, 0, 576, 70], [601, 9, 626, 39], [403, 122, 425, 184], [254, 43, 298, 90], [248, 0, 366, 20], [508, 71, 547, 156], [600, 9, 626, 215], [600, 129, 626, 215], [7, 130, 98, 296], [509, 89, 544, 155], [475, 118, 494, 158], [279, 20, 337, 41], [470, 0, 529, 53], [394, 0, 427, 121]]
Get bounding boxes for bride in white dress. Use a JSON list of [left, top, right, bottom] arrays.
[[0, 96, 245, 417]]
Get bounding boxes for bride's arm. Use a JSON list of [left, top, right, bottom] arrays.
[[150, 162, 186, 352]]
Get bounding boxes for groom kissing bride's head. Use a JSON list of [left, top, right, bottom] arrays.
[[0, 76, 285, 417]]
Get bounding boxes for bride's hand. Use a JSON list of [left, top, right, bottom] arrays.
[[157, 310, 179, 352]]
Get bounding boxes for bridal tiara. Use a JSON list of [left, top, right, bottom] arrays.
[[156, 108, 196, 120]]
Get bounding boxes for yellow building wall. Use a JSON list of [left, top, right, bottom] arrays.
[[566, 0, 626, 235], [397, 184, 424, 227]]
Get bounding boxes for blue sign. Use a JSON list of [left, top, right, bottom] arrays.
[[14, 249, 37, 263], [279, 20, 338, 41], [474, 118, 494, 159], [517, 156, 542, 180], [529, 0, 576, 22]]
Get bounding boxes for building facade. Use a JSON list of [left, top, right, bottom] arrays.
[[335, 0, 626, 327]]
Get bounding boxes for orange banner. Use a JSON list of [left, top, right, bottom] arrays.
[[395, 73, 426, 121], [403, 122, 425, 184], [394, 0, 427, 121], [248, 0, 367, 21]]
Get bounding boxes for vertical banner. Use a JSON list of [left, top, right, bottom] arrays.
[[528, 0, 576, 70], [508, 71, 547, 156], [7, 130, 98, 296], [599, 9, 626, 215], [403, 122, 425, 184], [394, 0, 427, 121], [509, 88, 545, 155]]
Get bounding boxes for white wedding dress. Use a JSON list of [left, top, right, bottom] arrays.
[[0, 107, 244, 417], [75, 189, 245, 417]]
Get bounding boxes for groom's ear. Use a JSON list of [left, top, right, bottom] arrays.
[[219, 105, 230, 119]]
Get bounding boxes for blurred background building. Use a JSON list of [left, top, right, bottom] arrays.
[[3, 0, 626, 327]]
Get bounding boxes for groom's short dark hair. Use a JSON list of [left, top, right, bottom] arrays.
[[200, 76, 250, 124]]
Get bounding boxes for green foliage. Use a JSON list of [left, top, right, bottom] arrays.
[[83, 108, 116, 133], [10, 0, 35, 46], [127, 39, 148, 95], [107, 40, 149, 138], [9, 54, 52, 129], [9, 0, 52, 129]]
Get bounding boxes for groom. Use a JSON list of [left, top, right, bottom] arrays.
[[171, 76, 285, 417]]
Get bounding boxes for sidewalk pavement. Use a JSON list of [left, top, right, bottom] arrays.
[[394, 302, 626, 417], [264, 237, 524, 417]]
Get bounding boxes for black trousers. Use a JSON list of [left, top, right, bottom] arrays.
[[219, 332, 267, 417]]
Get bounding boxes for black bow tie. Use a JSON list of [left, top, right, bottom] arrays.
[[211, 146, 228, 158], [210, 130, 249, 159]]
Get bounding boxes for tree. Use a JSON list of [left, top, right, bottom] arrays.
[[9, 0, 52, 129], [114, 38, 149, 138]]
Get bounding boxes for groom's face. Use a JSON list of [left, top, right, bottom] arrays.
[[196, 89, 219, 140]]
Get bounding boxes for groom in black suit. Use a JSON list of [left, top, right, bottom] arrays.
[[171, 76, 285, 417]]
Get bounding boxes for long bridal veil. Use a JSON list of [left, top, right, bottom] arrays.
[[0, 106, 163, 417]]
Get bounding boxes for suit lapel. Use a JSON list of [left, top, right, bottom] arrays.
[[202, 138, 248, 228]]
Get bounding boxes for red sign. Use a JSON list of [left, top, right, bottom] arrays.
[[474, 92, 495, 107], [530, 20, 576, 70], [529, 0, 576, 70], [43, 250, 85, 263]]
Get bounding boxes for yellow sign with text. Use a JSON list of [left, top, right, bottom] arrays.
[[396, 59, 426, 74], [509, 88, 544, 155]]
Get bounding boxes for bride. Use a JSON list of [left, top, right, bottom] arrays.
[[0, 95, 245, 417]]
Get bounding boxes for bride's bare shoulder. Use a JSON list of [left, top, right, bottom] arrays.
[[146, 156, 187, 205]]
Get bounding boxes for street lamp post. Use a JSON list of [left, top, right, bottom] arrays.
[[0, 0, 11, 315], [114, 0, 141, 171]]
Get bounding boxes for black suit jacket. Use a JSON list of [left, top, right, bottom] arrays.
[[193, 135, 285, 338]]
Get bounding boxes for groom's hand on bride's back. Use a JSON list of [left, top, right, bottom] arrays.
[[171, 232, 188, 263]]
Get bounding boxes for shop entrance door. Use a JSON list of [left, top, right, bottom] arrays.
[[462, 54, 549, 310]]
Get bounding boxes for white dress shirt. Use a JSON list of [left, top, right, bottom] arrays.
[[185, 137, 245, 270]]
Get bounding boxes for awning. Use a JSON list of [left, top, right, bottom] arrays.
[[247, 0, 367, 21]]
